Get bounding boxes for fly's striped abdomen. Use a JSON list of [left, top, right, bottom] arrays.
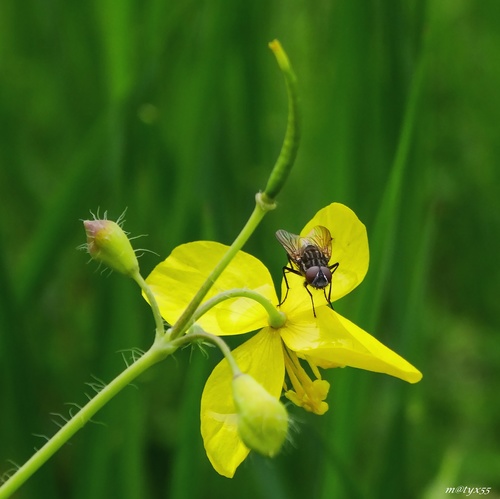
[[298, 245, 330, 273]]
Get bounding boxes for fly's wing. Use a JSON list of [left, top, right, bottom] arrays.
[[275, 229, 304, 263], [303, 225, 333, 261]]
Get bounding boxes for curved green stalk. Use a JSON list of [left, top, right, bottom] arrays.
[[168, 198, 273, 340], [262, 40, 301, 201], [169, 40, 300, 340], [191, 288, 286, 328], [170, 327, 240, 376], [132, 270, 166, 339]]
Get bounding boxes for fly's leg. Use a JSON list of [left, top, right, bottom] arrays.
[[326, 262, 339, 310], [329, 262, 339, 275], [324, 285, 333, 311], [304, 283, 317, 317], [279, 263, 302, 307], [279, 267, 290, 306]]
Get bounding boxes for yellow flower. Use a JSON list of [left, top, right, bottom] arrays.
[[146, 203, 422, 477]]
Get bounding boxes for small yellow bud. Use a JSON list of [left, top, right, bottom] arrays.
[[83, 219, 139, 276], [232, 373, 288, 457]]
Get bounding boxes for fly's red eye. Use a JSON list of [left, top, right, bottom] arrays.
[[305, 266, 320, 284], [321, 267, 332, 281]]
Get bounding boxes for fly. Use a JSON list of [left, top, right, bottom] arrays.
[[275, 225, 339, 317]]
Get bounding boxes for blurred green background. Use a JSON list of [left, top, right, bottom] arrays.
[[1, 1, 499, 498]]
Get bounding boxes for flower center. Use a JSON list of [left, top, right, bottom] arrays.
[[282, 344, 330, 415], [268, 309, 287, 329]]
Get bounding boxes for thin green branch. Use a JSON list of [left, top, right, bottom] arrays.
[[170, 327, 241, 376], [0, 342, 172, 499], [132, 270, 166, 339], [168, 200, 271, 340], [262, 40, 301, 201], [191, 288, 286, 328]]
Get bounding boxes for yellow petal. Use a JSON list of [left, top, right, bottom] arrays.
[[200, 328, 284, 477], [301, 203, 369, 302], [279, 306, 335, 351], [281, 307, 422, 383], [146, 241, 277, 335]]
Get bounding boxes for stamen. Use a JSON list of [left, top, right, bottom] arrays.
[[305, 356, 322, 380], [282, 345, 330, 415]]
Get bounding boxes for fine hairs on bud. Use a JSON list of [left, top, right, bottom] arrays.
[[81, 211, 139, 277], [232, 373, 289, 457]]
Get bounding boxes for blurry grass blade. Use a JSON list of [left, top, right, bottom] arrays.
[[357, 36, 429, 329]]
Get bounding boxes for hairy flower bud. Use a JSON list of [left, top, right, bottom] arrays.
[[83, 219, 139, 276], [232, 373, 288, 457]]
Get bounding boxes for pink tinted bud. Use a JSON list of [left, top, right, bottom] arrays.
[[83, 219, 139, 276]]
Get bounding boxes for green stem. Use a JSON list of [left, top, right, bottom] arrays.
[[132, 270, 166, 339], [0, 341, 173, 499], [169, 197, 274, 340], [191, 288, 286, 328], [262, 40, 300, 201], [171, 328, 241, 376]]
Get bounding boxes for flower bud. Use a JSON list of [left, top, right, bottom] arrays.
[[232, 373, 288, 457], [83, 219, 139, 276]]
